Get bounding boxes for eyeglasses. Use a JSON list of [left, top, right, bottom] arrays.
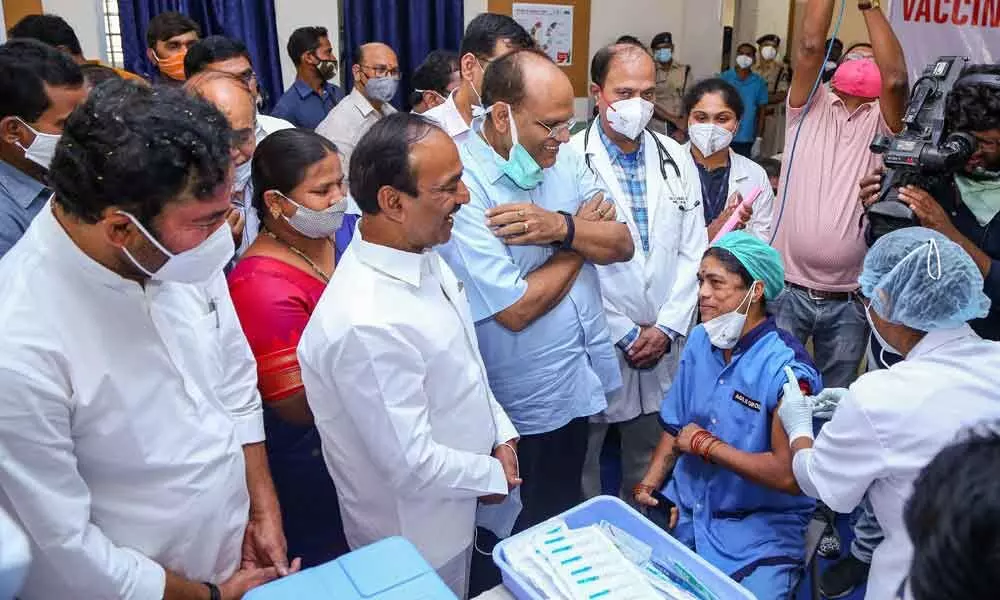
[[536, 117, 578, 140], [842, 52, 872, 62], [206, 67, 257, 86], [232, 124, 257, 149], [360, 64, 400, 78]]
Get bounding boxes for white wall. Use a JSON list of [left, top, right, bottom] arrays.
[[273, 0, 342, 89], [461, 0, 720, 119], [40, 0, 104, 60]]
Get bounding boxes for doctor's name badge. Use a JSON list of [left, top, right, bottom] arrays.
[[732, 390, 761, 412]]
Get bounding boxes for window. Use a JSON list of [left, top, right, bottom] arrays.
[[102, 0, 125, 68]]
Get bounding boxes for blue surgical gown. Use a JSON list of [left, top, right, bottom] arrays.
[[660, 317, 821, 600]]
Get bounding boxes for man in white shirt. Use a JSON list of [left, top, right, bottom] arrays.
[[315, 43, 399, 175], [299, 112, 519, 599], [779, 228, 1000, 600], [182, 35, 295, 136], [423, 13, 533, 146], [185, 70, 267, 258], [568, 42, 705, 506], [0, 81, 296, 600]]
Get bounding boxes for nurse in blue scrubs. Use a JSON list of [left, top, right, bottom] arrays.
[[635, 232, 822, 599]]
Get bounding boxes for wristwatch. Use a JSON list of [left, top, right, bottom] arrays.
[[557, 210, 575, 250], [858, 0, 880, 10], [204, 582, 222, 600]]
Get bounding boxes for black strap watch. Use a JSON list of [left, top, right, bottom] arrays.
[[557, 210, 575, 250], [204, 582, 222, 600]]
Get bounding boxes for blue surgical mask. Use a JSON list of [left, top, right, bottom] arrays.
[[654, 48, 673, 63], [490, 104, 544, 191]]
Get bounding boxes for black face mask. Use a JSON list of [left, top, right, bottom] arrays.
[[313, 55, 338, 81]]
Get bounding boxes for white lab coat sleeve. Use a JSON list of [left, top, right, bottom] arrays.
[[0, 360, 166, 600], [655, 160, 707, 335], [208, 274, 265, 445], [330, 324, 509, 498], [792, 392, 889, 513]]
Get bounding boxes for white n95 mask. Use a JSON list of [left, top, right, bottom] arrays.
[[277, 191, 346, 239], [688, 123, 735, 157], [14, 118, 61, 169], [119, 211, 235, 284], [605, 97, 655, 141], [233, 159, 253, 193], [703, 282, 758, 349], [736, 55, 755, 69], [761, 46, 778, 61]]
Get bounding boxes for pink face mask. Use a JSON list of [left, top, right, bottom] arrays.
[[831, 58, 882, 99]]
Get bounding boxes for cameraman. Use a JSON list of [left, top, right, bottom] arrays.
[[860, 64, 1000, 341]]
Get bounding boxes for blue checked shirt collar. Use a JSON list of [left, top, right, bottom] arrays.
[[596, 123, 649, 253]]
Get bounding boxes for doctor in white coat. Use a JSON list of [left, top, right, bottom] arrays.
[[683, 78, 774, 242], [569, 42, 706, 503], [779, 228, 1000, 600]]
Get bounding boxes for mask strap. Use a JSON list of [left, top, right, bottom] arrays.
[[13, 117, 40, 137], [415, 89, 447, 102], [505, 104, 520, 147], [926, 238, 942, 281], [118, 210, 174, 259], [737, 281, 760, 314]]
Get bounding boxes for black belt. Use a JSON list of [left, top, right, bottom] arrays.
[[787, 281, 858, 302]]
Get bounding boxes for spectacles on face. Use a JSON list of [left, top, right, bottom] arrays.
[[536, 117, 578, 140], [360, 64, 400, 78], [232, 124, 257, 149], [207, 67, 256, 86], [843, 52, 873, 62]]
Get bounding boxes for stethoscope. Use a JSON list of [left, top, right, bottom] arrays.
[[582, 119, 699, 212]]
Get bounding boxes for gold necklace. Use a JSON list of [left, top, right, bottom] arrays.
[[262, 229, 331, 283]]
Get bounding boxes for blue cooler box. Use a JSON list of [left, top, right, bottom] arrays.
[[493, 495, 755, 599], [244, 536, 458, 600]]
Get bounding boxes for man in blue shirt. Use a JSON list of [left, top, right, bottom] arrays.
[[0, 40, 86, 258], [144, 12, 200, 85], [720, 43, 769, 157], [272, 27, 344, 130], [438, 49, 634, 536]]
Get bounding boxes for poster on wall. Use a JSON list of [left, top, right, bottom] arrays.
[[889, 0, 999, 81], [512, 3, 574, 66]]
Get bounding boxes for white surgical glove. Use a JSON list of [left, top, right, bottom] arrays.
[[779, 366, 815, 445], [812, 388, 848, 420]]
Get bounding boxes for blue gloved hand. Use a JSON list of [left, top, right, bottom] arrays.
[[812, 388, 848, 420], [779, 366, 815, 445]]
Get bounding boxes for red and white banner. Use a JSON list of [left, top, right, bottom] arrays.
[[890, 0, 1000, 80]]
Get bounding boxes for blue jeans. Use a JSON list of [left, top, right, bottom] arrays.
[[768, 285, 869, 389], [851, 496, 883, 563]]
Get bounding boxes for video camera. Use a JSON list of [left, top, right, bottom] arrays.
[[864, 56, 977, 245]]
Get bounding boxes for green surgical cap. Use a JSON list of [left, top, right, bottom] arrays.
[[712, 231, 785, 300]]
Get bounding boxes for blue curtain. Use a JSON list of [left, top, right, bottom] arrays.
[[342, 0, 464, 111], [118, 0, 283, 111]]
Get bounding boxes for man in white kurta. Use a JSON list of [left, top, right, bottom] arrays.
[[0, 82, 289, 600], [568, 43, 705, 503], [779, 228, 1000, 600], [299, 112, 518, 599]]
